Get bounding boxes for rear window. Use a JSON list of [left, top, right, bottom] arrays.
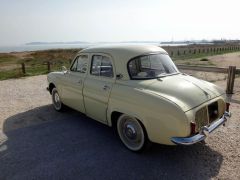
[[128, 53, 179, 79]]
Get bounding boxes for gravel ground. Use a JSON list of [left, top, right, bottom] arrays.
[[0, 75, 239, 179]]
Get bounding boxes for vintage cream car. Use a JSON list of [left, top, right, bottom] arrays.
[[47, 45, 231, 151]]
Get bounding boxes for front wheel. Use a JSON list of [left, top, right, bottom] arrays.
[[117, 114, 150, 152], [51, 88, 63, 111]]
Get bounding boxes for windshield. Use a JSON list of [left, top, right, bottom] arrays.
[[128, 53, 179, 79]]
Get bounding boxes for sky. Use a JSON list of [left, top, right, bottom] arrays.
[[0, 0, 240, 46]]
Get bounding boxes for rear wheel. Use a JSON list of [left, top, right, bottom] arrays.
[[51, 88, 63, 111], [117, 114, 150, 152]]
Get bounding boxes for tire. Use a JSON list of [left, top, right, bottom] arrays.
[[51, 88, 63, 111], [117, 114, 151, 152]]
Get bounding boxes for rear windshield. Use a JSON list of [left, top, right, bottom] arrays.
[[128, 53, 179, 79]]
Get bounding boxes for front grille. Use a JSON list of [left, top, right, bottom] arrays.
[[195, 99, 225, 132]]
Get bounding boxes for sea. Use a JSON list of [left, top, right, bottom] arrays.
[[0, 42, 189, 53]]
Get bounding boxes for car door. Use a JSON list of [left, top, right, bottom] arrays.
[[83, 54, 115, 123], [60, 54, 88, 113]]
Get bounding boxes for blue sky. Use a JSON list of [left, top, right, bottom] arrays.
[[0, 0, 239, 45]]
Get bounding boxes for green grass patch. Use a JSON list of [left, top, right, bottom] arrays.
[[0, 69, 24, 80]]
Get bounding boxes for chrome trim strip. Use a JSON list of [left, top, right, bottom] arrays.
[[171, 111, 230, 145]]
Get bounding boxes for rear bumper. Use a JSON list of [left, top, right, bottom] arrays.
[[171, 111, 231, 145]]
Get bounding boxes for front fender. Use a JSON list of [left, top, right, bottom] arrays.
[[47, 72, 64, 94]]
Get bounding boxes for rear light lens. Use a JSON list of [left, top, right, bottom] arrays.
[[190, 122, 196, 135], [226, 102, 230, 112]]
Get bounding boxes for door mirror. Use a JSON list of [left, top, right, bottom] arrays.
[[62, 66, 68, 73]]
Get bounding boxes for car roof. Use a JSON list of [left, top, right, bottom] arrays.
[[80, 44, 167, 60], [79, 44, 168, 80]]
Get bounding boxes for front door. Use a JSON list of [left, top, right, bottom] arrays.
[[61, 54, 88, 113], [83, 54, 115, 123]]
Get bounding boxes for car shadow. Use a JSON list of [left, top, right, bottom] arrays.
[[0, 105, 223, 180]]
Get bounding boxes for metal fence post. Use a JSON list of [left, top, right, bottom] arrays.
[[226, 66, 236, 94], [21, 63, 26, 74]]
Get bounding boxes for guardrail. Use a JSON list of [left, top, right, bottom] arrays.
[[177, 65, 239, 94]]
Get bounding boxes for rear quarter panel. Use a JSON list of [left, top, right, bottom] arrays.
[[107, 81, 191, 145]]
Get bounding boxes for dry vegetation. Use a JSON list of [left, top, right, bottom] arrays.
[[0, 49, 81, 80]]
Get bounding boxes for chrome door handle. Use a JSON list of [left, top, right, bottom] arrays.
[[103, 85, 110, 91]]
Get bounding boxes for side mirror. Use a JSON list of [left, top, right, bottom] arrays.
[[62, 66, 68, 73]]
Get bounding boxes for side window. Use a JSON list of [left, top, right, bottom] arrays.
[[70, 55, 88, 73], [91, 55, 113, 78], [91, 55, 101, 76]]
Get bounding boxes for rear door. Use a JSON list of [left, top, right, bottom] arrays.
[[61, 54, 88, 113], [83, 54, 115, 123]]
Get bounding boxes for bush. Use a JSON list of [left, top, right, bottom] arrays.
[[200, 58, 209, 61]]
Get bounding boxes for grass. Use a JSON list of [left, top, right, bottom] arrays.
[[0, 69, 23, 80], [0, 49, 80, 80]]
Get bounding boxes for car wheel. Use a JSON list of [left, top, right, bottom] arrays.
[[51, 88, 63, 111], [117, 114, 150, 152]]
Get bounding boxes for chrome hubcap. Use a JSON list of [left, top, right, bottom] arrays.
[[53, 91, 61, 110], [54, 93, 60, 103], [125, 124, 137, 140]]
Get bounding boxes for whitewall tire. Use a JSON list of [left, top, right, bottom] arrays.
[[51, 88, 63, 111], [117, 114, 150, 152]]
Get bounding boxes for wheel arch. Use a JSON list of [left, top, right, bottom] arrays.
[[109, 109, 149, 137], [48, 83, 56, 94]]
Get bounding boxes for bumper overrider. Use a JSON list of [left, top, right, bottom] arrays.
[[171, 111, 231, 145]]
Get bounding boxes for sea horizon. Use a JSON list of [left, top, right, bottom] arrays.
[[0, 42, 194, 53]]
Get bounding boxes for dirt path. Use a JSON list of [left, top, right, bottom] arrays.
[[209, 52, 240, 68], [0, 75, 51, 132]]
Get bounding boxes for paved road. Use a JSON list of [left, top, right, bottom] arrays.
[[0, 105, 223, 180]]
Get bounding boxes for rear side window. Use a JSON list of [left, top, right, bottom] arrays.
[[91, 55, 113, 78], [70, 55, 88, 73]]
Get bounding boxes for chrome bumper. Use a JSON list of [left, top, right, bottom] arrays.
[[171, 111, 231, 145]]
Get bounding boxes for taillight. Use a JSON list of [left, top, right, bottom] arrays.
[[226, 102, 230, 112], [190, 122, 196, 135]]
